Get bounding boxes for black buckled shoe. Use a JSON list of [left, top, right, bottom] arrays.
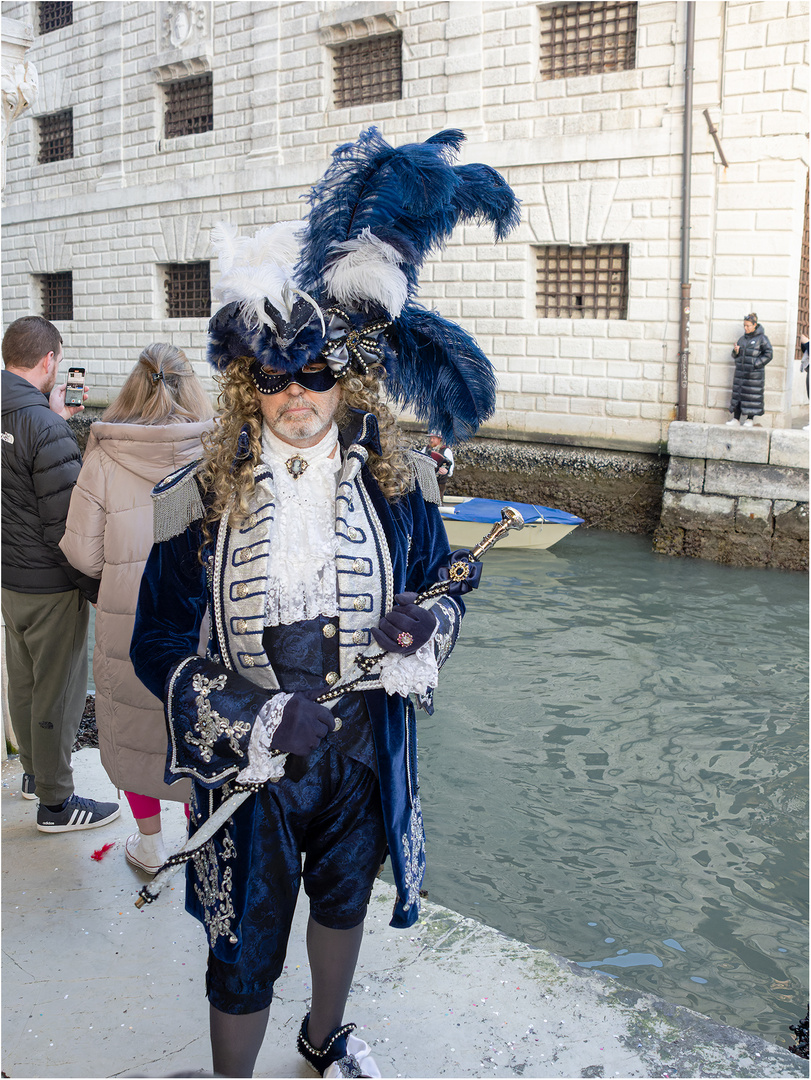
[[297, 1013, 381, 1078]]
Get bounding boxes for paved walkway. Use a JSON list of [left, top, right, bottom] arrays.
[[2, 750, 806, 1080]]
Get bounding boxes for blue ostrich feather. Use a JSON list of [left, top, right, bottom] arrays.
[[384, 305, 498, 444], [297, 127, 520, 309]]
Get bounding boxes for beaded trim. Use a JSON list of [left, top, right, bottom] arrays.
[[318, 307, 390, 376], [298, 1020, 356, 1059]]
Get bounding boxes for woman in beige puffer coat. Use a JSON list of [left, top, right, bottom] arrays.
[[60, 344, 215, 873]]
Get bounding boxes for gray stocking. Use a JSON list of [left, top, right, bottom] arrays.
[[209, 1003, 270, 1078], [305, 916, 365, 1048]]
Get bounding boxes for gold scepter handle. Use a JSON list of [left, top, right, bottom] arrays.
[[470, 505, 525, 559], [418, 505, 525, 597], [316, 506, 526, 701]]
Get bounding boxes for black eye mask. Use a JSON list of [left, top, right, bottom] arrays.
[[250, 361, 339, 395]]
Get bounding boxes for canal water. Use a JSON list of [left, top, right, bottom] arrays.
[[405, 528, 808, 1049]]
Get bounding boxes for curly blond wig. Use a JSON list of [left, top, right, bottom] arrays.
[[198, 358, 412, 546]]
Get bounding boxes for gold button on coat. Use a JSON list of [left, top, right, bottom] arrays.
[[243, 656, 254, 667], [236, 583, 248, 598], [353, 559, 364, 573], [236, 619, 247, 633], [353, 596, 365, 610], [348, 527, 358, 540], [352, 630, 364, 644], [322, 623, 337, 638], [325, 671, 339, 685]]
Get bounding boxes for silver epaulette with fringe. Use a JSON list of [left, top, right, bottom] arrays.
[[152, 460, 205, 542], [407, 451, 441, 505]]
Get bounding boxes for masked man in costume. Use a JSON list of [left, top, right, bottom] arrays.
[[131, 128, 518, 1078]]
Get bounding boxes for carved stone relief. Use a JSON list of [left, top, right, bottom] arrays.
[[154, 1, 213, 81], [160, 1, 209, 51], [1, 19, 38, 192]]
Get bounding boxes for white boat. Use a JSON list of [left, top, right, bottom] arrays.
[[438, 496, 584, 551]]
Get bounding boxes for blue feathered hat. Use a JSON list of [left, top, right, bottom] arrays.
[[207, 127, 520, 443]]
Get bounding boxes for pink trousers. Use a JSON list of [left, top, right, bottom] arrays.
[[125, 791, 189, 820]]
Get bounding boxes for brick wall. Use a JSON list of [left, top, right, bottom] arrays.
[[2, 1, 808, 448]]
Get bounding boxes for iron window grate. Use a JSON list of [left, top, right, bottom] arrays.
[[39, 2, 72, 34], [540, 1, 637, 81], [333, 34, 402, 108], [164, 263, 211, 318], [164, 73, 213, 139], [38, 109, 73, 164], [535, 244, 629, 320], [40, 272, 73, 321]]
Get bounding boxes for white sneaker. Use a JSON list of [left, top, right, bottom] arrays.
[[725, 418, 739, 426], [742, 419, 754, 427], [125, 831, 167, 875]]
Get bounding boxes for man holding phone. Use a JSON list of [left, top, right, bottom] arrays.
[[1, 315, 119, 832]]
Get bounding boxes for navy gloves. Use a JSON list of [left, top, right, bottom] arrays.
[[372, 592, 438, 655], [273, 691, 336, 756]]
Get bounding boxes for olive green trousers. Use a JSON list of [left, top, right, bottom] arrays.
[[2, 587, 89, 805]]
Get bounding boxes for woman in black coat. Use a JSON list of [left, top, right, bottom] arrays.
[[727, 313, 772, 426]]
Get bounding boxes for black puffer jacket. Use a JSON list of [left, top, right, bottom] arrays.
[[1, 370, 99, 599], [729, 324, 772, 417]]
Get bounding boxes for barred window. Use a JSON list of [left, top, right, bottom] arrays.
[[39, 272, 74, 321], [333, 34, 402, 108], [540, 2, 637, 81], [164, 263, 211, 318], [164, 73, 213, 139], [535, 244, 629, 320], [38, 109, 73, 164], [39, 2, 72, 34]]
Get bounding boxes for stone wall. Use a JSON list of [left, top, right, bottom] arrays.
[[653, 421, 809, 571], [444, 435, 668, 534]]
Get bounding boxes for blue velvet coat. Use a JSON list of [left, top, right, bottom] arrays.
[[130, 413, 462, 961]]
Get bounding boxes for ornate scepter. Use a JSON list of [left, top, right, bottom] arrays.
[[135, 507, 525, 909]]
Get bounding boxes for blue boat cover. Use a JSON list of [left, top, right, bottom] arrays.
[[439, 498, 584, 526]]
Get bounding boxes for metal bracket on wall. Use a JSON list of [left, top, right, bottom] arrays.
[[702, 109, 729, 169]]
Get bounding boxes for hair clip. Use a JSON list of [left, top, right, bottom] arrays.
[[151, 371, 164, 383]]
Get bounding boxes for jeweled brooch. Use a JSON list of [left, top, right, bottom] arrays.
[[286, 456, 308, 479]]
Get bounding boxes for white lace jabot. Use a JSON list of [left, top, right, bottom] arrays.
[[244, 419, 441, 779], [261, 422, 342, 627]]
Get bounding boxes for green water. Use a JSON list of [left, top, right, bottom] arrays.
[[409, 528, 808, 1048]]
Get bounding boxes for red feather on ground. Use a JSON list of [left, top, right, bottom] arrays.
[[91, 842, 115, 861]]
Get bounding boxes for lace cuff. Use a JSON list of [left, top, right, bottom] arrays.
[[235, 693, 292, 784], [378, 627, 439, 698]]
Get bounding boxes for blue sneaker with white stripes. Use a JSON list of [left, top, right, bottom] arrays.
[[36, 794, 120, 833]]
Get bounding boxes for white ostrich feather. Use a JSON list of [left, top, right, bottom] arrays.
[[210, 222, 307, 326], [209, 221, 242, 273], [214, 265, 293, 328], [322, 229, 408, 317], [247, 222, 304, 269]]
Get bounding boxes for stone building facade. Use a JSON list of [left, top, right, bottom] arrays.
[[1, 0, 808, 454]]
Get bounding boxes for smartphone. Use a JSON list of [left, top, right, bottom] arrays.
[[65, 367, 85, 407]]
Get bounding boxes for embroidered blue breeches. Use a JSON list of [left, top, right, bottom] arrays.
[[205, 744, 386, 1014]]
